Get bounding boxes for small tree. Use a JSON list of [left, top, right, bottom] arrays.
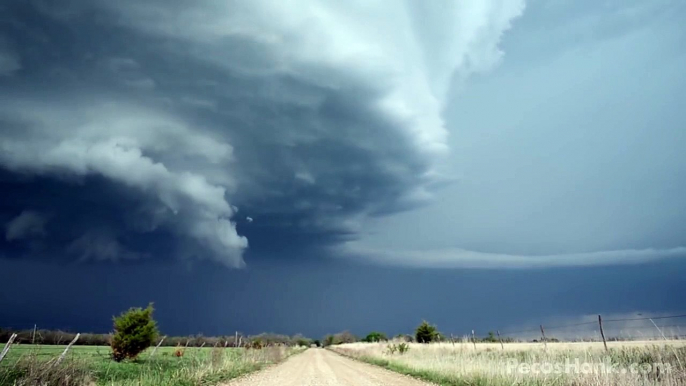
[[332, 330, 357, 345], [484, 331, 497, 343], [415, 320, 438, 343], [111, 303, 158, 362], [363, 332, 387, 342]]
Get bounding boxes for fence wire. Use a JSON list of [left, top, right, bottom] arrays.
[[462, 313, 686, 342]]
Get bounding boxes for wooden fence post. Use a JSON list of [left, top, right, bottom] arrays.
[[471, 330, 477, 350], [55, 333, 80, 365], [32, 324, 37, 344], [540, 325, 547, 350], [496, 330, 504, 350], [598, 315, 608, 351], [0, 333, 18, 364], [150, 336, 166, 357]]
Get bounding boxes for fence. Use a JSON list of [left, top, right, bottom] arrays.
[[0, 328, 263, 348], [451, 313, 686, 350], [0, 327, 310, 365]]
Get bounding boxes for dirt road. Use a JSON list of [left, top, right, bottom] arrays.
[[225, 348, 434, 386]]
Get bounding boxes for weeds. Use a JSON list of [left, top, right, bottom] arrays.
[[385, 343, 410, 355], [332, 340, 686, 386], [0, 354, 90, 386], [0, 345, 305, 386]]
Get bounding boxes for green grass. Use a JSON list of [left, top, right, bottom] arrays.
[[1, 344, 304, 385], [4, 344, 224, 362]]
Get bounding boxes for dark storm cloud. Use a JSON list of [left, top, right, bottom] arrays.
[[1, 256, 685, 337], [5, 211, 47, 241], [0, 170, 182, 262], [0, 41, 20, 76], [0, 1, 524, 266]]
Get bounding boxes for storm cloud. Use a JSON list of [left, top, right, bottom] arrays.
[[344, 244, 686, 269], [5, 211, 47, 241], [0, 1, 525, 266], [0, 40, 20, 76], [1, 0, 686, 338]]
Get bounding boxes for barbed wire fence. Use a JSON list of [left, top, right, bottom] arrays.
[[451, 313, 686, 351]]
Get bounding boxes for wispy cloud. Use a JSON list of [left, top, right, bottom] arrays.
[[5, 211, 47, 241]]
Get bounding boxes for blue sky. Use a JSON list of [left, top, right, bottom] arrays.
[[351, 0, 686, 267], [0, 0, 685, 337]]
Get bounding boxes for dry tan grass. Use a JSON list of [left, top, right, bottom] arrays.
[[332, 340, 686, 385], [359, 340, 686, 352]]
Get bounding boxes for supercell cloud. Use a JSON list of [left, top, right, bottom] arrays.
[[0, 1, 524, 267]]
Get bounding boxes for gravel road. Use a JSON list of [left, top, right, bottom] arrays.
[[224, 348, 434, 386]]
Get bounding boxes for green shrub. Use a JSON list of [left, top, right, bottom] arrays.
[[482, 331, 498, 343], [397, 342, 410, 354], [415, 320, 439, 343], [363, 332, 387, 342], [110, 303, 159, 362]]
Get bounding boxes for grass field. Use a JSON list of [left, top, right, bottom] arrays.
[[0, 344, 304, 385], [331, 340, 686, 385]]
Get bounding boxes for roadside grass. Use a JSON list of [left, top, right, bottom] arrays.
[[348, 354, 495, 386], [0, 344, 305, 385], [331, 341, 686, 386]]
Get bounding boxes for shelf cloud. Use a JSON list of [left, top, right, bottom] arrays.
[[0, 1, 524, 266]]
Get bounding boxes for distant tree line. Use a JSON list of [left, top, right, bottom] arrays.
[[322, 331, 357, 346], [0, 328, 313, 348], [320, 321, 525, 347], [4, 315, 540, 351]]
